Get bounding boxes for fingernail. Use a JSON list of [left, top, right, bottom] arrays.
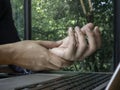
[[69, 27, 72, 31], [69, 27, 73, 31], [75, 26, 80, 30], [95, 26, 100, 33]]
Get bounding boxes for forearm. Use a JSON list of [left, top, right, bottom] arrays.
[[0, 43, 14, 65], [13, 45, 72, 71], [0, 40, 73, 71]]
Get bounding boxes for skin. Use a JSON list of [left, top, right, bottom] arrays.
[[0, 41, 72, 71], [0, 23, 101, 71], [50, 23, 101, 61]]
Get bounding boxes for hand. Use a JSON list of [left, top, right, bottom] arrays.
[[49, 23, 101, 61], [49, 27, 77, 61], [0, 23, 101, 71], [2, 40, 72, 71], [80, 23, 101, 59]]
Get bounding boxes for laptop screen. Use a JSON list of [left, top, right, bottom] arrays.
[[106, 63, 120, 90]]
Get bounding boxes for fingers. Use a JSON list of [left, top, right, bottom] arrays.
[[81, 27, 97, 58], [74, 24, 101, 60], [81, 23, 94, 34], [64, 27, 76, 60], [68, 27, 76, 51], [93, 26, 101, 49], [74, 26, 87, 59]]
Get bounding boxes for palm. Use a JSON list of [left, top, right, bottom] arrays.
[[49, 37, 70, 58]]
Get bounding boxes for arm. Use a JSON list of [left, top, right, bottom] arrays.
[[0, 40, 73, 71], [0, 0, 73, 71], [0, 23, 101, 71], [0, 44, 14, 65]]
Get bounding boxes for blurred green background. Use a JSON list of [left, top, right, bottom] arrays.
[[11, 0, 114, 72]]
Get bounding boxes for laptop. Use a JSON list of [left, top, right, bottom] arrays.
[[105, 63, 120, 90], [0, 63, 119, 90]]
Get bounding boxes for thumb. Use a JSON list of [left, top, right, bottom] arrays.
[[35, 40, 62, 48]]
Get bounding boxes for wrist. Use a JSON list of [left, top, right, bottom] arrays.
[[49, 52, 73, 69]]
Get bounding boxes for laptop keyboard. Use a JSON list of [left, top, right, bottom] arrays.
[[16, 73, 112, 90]]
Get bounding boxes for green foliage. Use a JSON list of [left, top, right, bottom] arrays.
[[11, 0, 113, 72], [11, 0, 24, 40]]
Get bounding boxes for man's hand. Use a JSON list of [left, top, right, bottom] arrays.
[[0, 40, 73, 71], [49, 27, 77, 61], [49, 23, 101, 61]]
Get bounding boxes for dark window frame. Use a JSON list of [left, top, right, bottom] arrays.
[[114, 0, 120, 70], [24, 0, 31, 40]]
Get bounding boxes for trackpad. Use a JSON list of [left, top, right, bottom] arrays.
[[0, 73, 64, 89]]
